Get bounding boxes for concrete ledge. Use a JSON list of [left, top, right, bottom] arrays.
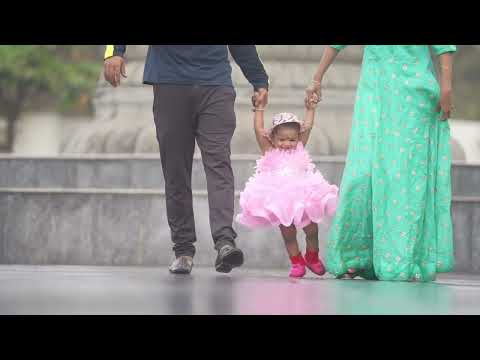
[[0, 188, 478, 203], [0, 157, 478, 197], [1, 190, 479, 272]]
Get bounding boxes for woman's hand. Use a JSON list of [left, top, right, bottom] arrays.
[[437, 87, 453, 120], [305, 81, 321, 107], [304, 95, 318, 110]]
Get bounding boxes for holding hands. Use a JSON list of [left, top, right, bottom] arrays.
[[251, 88, 269, 110], [305, 80, 322, 109]]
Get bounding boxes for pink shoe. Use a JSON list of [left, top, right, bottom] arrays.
[[289, 263, 306, 278], [305, 259, 326, 276]]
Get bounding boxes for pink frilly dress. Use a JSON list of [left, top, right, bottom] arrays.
[[236, 143, 339, 229]]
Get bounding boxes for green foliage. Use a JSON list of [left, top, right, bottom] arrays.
[[0, 45, 100, 116]]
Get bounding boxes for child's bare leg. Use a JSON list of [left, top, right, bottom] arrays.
[[303, 223, 352, 278], [279, 224, 300, 257], [303, 222, 319, 251], [281, 224, 306, 278]]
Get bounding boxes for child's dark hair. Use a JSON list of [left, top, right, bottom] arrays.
[[271, 122, 301, 137]]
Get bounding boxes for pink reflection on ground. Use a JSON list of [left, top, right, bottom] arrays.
[[233, 276, 331, 315]]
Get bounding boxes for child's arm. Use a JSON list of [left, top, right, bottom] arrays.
[[253, 108, 273, 154], [299, 100, 316, 146]]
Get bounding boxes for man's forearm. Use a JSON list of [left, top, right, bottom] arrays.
[[228, 45, 269, 90]]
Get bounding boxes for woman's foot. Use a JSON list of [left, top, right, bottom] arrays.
[[346, 268, 358, 278], [336, 268, 359, 279], [340, 268, 378, 280], [304, 249, 326, 276]]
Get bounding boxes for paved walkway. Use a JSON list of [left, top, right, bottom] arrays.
[[0, 265, 479, 315]]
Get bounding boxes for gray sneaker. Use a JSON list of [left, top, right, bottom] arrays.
[[169, 256, 194, 274]]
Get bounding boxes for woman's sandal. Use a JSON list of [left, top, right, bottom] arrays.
[[346, 268, 359, 279], [336, 268, 359, 279]]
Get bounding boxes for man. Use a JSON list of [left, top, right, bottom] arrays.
[[104, 45, 269, 274]]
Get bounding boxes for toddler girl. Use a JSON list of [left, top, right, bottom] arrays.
[[236, 98, 339, 278]]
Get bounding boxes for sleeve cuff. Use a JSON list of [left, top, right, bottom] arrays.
[[104, 45, 125, 59], [432, 45, 457, 56], [330, 45, 347, 51], [253, 82, 269, 91]]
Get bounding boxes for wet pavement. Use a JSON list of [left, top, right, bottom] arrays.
[[0, 265, 479, 315]]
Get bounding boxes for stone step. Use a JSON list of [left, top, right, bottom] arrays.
[[1, 156, 479, 197], [0, 188, 479, 273]]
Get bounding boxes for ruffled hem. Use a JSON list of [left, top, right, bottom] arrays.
[[237, 191, 338, 229]]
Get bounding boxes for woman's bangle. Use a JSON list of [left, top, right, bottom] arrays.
[[252, 107, 265, 112]]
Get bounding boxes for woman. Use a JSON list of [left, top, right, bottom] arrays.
[[306, 45, 456, 282]]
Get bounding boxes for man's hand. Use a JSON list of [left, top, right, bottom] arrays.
[[252, 88, 268, 109], [104, 56, 127, 87]]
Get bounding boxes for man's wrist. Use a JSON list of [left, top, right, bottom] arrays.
[[104, 45, 126, 60], [254, 85, 268, 92], [113, 50, 125, 58], [104, 54, 125, 61]]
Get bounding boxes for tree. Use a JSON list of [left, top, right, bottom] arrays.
[[0, 45, 100, 152]]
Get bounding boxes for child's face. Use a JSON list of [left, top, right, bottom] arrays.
[[272, 125, 300, 150]]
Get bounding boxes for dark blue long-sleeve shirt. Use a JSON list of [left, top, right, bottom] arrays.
[[106, 45, 269, 90]]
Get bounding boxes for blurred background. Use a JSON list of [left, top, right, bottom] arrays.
[[1, 45, 479, 161]]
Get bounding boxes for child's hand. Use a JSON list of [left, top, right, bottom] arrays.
[[305, 83, 322, 104], [304, 96, 318, 110]]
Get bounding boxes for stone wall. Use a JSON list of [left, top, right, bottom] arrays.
[[1, 155, 479, 272]]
